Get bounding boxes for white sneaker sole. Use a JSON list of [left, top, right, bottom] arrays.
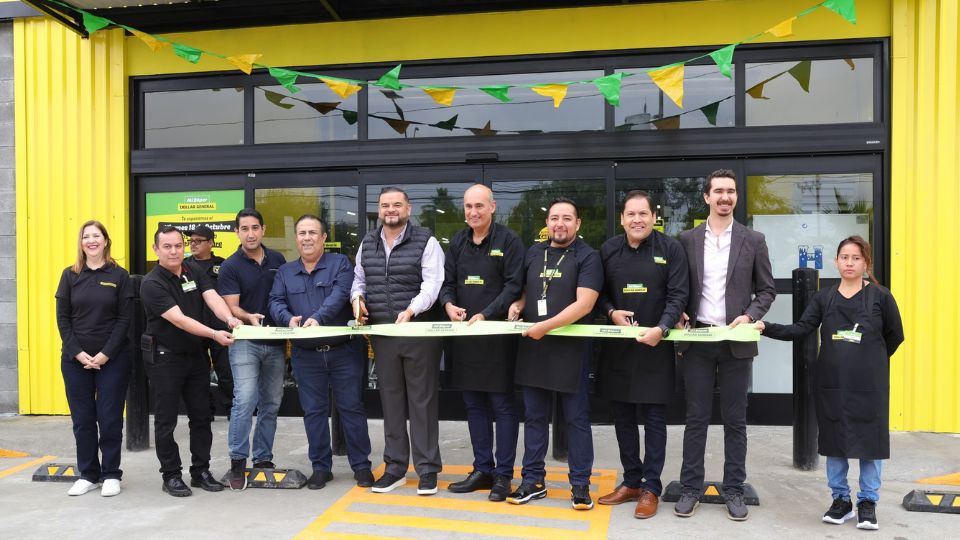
[[67, 480, 100, 496], [417, 486, 438, 496], [371, 477, 406, 493], [823, 510, 856, 524], [506, 489, 547, 505], [856, 520, 879, 530]]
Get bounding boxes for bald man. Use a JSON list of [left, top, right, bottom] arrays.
[[439, 184, 525, 501]]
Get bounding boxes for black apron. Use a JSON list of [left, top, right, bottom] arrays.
[[815, 284, 890, 459], [598, 235, 675, 404], [515, 244, 589, 394], [450, 236, 517, 393]]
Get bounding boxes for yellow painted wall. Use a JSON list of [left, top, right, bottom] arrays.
[[889, 0, 959, 432], [14, 20, 127, 414]]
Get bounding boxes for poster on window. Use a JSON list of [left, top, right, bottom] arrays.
[[145, 190, 245, 262], [752, 213, 869, 279]]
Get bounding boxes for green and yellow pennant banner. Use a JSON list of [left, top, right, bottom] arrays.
[[233, 321, 760, 342], [49, 0, 858, 115]]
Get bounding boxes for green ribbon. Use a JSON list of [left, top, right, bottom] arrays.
[[233, 321, 759, 342]]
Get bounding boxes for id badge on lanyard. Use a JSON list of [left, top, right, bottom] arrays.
[[832, 323, 862, 344], [181, 275, 197, 292], [539, 248, 568, 318]]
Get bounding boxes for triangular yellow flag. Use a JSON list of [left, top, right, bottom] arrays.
[[648, 64, 685, 108], [767, 17, 797, 38], [320, 78, 362, 99], [746, 81, 770, 100], [129, 28, 170, 53], [423, 87, 456, 106], [226, 54, 262, 75], [531, 84, 568, 108]]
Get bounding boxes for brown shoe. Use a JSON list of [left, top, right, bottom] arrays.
[[634, 489, 659, 519], [598, 484, 641, 505]]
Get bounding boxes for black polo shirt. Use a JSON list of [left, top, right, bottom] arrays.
[[184, 253, 226, 330], [55, 263, 133, 359], [216, 245, 285, 326], [141, 263, 215, 353]]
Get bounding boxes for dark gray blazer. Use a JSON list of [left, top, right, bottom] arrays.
[[678, 220, 776, 358]]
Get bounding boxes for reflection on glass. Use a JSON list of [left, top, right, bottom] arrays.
[[254, 84, 358, 143], [615, 66, 735, 130], [491, 179, 607, 248], [255, 186, 360, 262], [745, 58, 873, 126], [144, 88, 244, 148], [365, 183, 473, 247], [746, 173, 873, 279], [368, 71, 605, 139], [615, 177, 709, 237]]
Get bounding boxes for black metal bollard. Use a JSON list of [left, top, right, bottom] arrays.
[[125, 275, 150, 451], [792, 267, 819, 470]]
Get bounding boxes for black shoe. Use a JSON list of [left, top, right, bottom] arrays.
[[228, 459, 247, 491], [354, 469, 375, 488], [823, 498, 855, 524], [370, 472, 406, 493], [162, 477, 192, 497], [506, 482, 547, 505], [673, 491, 700, 517], [448, 470, 494, 493], [417, 473, 438, 496], [307, 470, 334, 490], [190, 470, 225, 492], [724, 492, 748, 521], [571, 484, 594, 510], [856, 500, 879, 530], [488, 475, 512, 502], [252, 460, 275, 469]]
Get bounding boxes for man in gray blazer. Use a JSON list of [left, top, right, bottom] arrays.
[[673, 169, 775, 521]]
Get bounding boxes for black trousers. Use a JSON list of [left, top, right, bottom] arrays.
[[205, 338, 233, 413], [679, 342, 752, 496], [610, 401, 667, 496], [146, 350, 213, 480]]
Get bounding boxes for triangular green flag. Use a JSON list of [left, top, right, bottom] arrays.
[[431, 115, 459, 131], [82, 12, 112, 34], [375, 65, 403, 90], [479, 85, 512, 103], [709, 44, 736, 80], [787, 60, 812, 92], [822, 0, 857, 25], [172, 43, 203, 64], [269, 67, 300, 94], [700, 101, 720, 126], [342, 110, 358, 125], [593, 73, 623, 106], [263, 90, 294, 110]]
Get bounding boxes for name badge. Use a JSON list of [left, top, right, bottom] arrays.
[[489, 249, 504, 257], [464, 275, 484, 285], [831, 330, 862, 344], [537, 299, 548, 317], [181, 280, 198, 292], [622, 283, 648, 294], [654, 256, 667, 264], [539, 270, 562, 278], [99, 281, 117, 288]]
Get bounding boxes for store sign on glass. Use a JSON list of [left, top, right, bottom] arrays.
[[145, 190, 245, 262]]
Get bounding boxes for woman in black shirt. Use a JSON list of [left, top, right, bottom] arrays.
[[55, 220, 133, 497]]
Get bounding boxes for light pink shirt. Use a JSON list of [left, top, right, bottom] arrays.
[[697, 219, 733, 326]]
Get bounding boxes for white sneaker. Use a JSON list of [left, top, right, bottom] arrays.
[[67, 479, 100, 496], [101, 478, 121, 497]]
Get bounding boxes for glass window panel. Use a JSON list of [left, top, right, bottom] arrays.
[[254, 84, 359, 143], [255, 186, 360, 261], [745, 58, 873, 126], [747, 173, 873, 279], [491, 178, 607, 249], [367, 71, 605, 139], [144, 88, 244, 148], [614, 176, 709, 237], [615, 66, 735, 130], [754, 293, 793, 393], [365, 183, 472, 248]]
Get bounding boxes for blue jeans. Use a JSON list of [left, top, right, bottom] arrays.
[[290, 340, 371, 473], [227, 340, 285, 463], [462, 390, 519, 478], [826, 456, 883, 503]]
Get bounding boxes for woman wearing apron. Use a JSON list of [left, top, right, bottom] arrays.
[[758, 236, 903, 531]]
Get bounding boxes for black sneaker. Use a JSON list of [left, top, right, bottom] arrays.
[[228, 459, 247, 491], [448, 470, 494, 493], [856, 500, 879, 530], [306, 470, 333, 490], [354, 469, 375, 488], [673, 491, 700, 517], [253, 460, 275, 469], [506, 482, 547, 505], [417, 473, 438, 495], [823, 498, 855, 524], [488, 475, 512, 502], [724, 492, 748, 521], [370, 472, 406, 493], [571, 484, 594, 511]]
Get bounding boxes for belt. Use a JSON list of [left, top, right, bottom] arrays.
[[694, 321, 721, 328]]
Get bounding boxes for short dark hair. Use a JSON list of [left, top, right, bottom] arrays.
[[704, 169, 737, 194], [547, 196, 579, 219], [154, 225, 182, 246], [235, 208, 264, 227], [621, 190, 657, 215], [294, 214, 327, 235], [378, 186, 409, 202]]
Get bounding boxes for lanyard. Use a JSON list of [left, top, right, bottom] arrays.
[[541, 248, 568, 300]]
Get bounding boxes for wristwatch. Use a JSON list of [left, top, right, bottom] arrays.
[[658, 324, 670, 338]]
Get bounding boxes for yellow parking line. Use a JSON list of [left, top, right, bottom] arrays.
[[0, 448, 30, 458], [917, 472, 960, 486], [0, 455, 56, 479]]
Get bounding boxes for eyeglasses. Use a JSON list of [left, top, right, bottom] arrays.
[[188, 239, 210, 245]]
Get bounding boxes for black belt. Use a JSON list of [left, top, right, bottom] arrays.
[[694, 321, 720, 328]]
